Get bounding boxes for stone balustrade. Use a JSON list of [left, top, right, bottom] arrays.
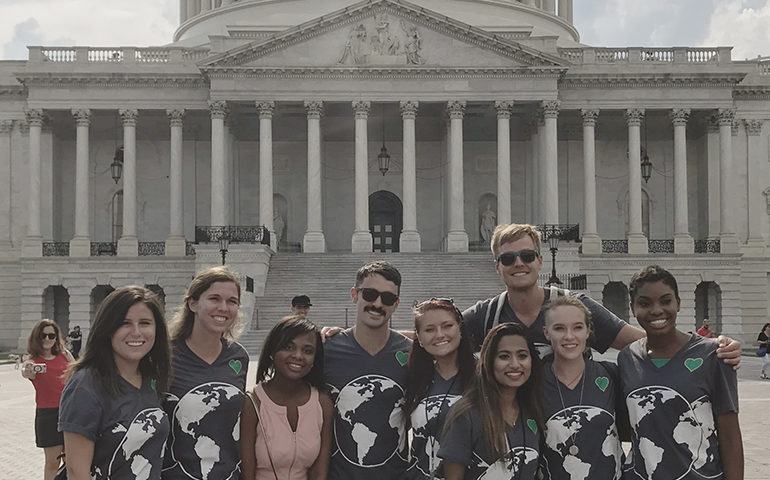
[[559, 46, 732, 65], [30, 46, 209, 63]]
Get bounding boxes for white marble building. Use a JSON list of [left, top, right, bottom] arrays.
[[1, 0, 769, 350]]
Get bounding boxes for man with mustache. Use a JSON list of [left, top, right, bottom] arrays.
[[323, 261, 411, 479]]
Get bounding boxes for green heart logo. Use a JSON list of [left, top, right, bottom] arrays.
[[395, 351, 408, 366], [151, 379, 157, 391], [595, 376, 609, 392], [229, 359, 242, 374], [684, 358, 703, 372], [526, 419, 538, 434]]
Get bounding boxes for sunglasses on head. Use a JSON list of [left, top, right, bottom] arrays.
[[357, 287, 399, 306], [496, 249, 539, 266], [40, 333, 57, 340]]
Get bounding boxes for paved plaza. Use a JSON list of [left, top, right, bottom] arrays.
[[1, 354, 768, 479]]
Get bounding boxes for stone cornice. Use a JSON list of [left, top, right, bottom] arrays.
[[0, 85, 26, 98], [15, 74, 208, 89], [204, 66, 562, 79], [560, 73, 746, 88], [733, 87, 770, 100], [200, 0, 568, 70]]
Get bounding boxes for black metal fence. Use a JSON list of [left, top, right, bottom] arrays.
[[195, 226, 271, 246]]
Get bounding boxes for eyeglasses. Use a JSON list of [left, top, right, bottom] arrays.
[[357, 288, 399, 306], [496, 249, 539, 266], [40, 333, 57, 340]]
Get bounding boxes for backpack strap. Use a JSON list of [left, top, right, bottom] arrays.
[[549, 285, 571, 299], [484, 291, 508, 334]]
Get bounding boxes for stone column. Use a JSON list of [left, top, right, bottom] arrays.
[[543, 0, 556, 14], [495, 101, 513, 225], [558, 0, 574, 23], [22, 109, 44, 257], [718, 108, 739, 253], [166, 109, 186, 256], [70, 109, 91, 257], [523, 0, 536, 6], [706, 116, 721, 240], [399, 100, 421, 252], [0, 120, 12, 251], [209, 101, 227, 226], [446, 100, 469, 252], [529, 117, 540, 223], [671, 108, 694, 253], [351, 101, 373, 252], [180, 0, 187, 23], [117, 109, 139, 256], [201, 0, 212, 12], [580, 109, 601, 254], [625, 108, 648, 254], [303, 101, 326, 252], [186, 0, 197, 20], [743, 119, 765, 255], [542, 100, 560, 224], [257, 101, 275, 245]]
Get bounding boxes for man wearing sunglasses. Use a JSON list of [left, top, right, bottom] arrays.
[[462, 223, 742, 367], [323, 261, 411, 480]]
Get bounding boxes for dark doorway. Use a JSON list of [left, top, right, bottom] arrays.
[[602, 281, 630, 322], [369, 191, 402, 253]]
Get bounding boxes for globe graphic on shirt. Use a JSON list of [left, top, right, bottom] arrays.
[[333, 374, 407, 466], [107, 408, 167, 480], [543, 406, 622, 480], [169, 382, 242, 480], [477, 447, 539, 479], [625, 386, 717, 480], [410, 393, 461, 475]]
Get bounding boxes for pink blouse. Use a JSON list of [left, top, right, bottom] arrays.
[[252, 383, 323, 480]]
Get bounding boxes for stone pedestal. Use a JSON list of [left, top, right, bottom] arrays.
[[741, 238, 766, 257], [303, 232, 327, 253], [674, 234, 694, 254], [580, 233, 602, 255], [399, 230, 421, 253], [69, 236, 91, 257], [117, 236, 139, 256], [351, 231, 373, 253], [165, 236, 187, 257], [446, 231, 469, 253], [627, 233, 648, 254], [720, 233, 740, 254], [21, 237, 42, 257]]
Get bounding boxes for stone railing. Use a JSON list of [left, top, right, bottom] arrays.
[[648, 239, 674, 253], [30, 46, 210, 63], [195, 226, 271, 246], [694, 239, 721, 253], [138, 242, 165, 256], [42, 242, 70, 256], [559, 46, 730, 65]]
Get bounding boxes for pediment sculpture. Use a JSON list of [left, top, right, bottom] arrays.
[[339, 14, 425, 66]]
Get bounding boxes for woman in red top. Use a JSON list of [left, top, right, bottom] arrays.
[[21, 319, 74, 480]]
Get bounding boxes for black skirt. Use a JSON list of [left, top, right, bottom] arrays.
[[35, 407, 63, 448]]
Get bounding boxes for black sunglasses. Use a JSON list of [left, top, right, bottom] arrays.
[[40, 333, 57, 340], [357, 287, 399, 306], [496, 249, 539, 266]]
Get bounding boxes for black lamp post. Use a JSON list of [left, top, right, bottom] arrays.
[[377, 104, 390, 175], [641, 150, 652, 183], [218, 235, 229, 265], [110, 146, 124, 183], [545, 227, 562, 286]]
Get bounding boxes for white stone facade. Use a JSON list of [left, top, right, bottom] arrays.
[[1, 0, 769, 350]]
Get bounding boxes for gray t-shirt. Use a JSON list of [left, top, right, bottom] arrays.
[[162, 338, 249, 480], [438, 406, 541, 480], [618, 334, 739, 480], [541, 358, 623, 480], [59, 368, 169, 480], [462, 288, 626, 357], [407, 372, 464, 480], [324, 329, 412, 480]]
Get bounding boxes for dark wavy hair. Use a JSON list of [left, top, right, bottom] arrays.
[[255, 315, 325, 390], [354, 261, 402, 293], [403, 299, 475, 415], [27, 319, 67, 358], [67, 286, 171, 397], [444, 322, 544, 460]]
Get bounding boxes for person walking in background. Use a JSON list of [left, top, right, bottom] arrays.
[[618, 265, 743, 480], [163, 266, 249, 480], [757, 323, 770, 379], [66, 325, 82, 359], [59, 286, 171, 480], [439, 322, 544, 480], [291, 295, 312, 318], [403, 298, 476, 479], [241, 315, 333, 480], [697, 319, 716, 338], [21, 319, 74, 480]]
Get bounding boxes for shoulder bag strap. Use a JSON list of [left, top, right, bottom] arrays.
[[246, 390, 279, 480], [485, 291, 508, 333]]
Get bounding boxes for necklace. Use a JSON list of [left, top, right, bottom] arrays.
[[553, 363, 586, 456], [425, 373, 458, 480], [504, 408, 525, 480]]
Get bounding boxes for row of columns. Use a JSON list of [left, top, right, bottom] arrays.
[[17, 102, 750, 256], [180, 0, 236, 23]]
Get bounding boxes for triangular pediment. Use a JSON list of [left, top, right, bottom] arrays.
[[201, 0, 568, 72]]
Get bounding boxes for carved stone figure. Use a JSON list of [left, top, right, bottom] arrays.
[[273, 208, 285, 247], [480, 203, 496, 243], [401, 21, 425, 65], [339, 23, 368, 65]]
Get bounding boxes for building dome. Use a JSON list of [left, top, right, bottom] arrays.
[[175, 0, 579, 47]]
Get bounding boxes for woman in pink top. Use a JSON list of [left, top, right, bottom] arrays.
[[21, 319, 74, 480], [241, 315, 333, 480]]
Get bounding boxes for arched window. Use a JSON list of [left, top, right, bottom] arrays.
[[695, 282, 722, 333], [602, 282, 630, 321], [43, 285, 70, 332]]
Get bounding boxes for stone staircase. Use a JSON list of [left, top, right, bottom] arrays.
[[237, 251, 504, 355]]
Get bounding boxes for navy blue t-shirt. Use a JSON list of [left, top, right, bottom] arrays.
[[162, 338, 249, 480], [324, 329, 412, 480], [59, 368, 169, 480], [618, 334, 738, 480]]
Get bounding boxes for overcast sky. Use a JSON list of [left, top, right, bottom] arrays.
[[1, 0, 769, 60]]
